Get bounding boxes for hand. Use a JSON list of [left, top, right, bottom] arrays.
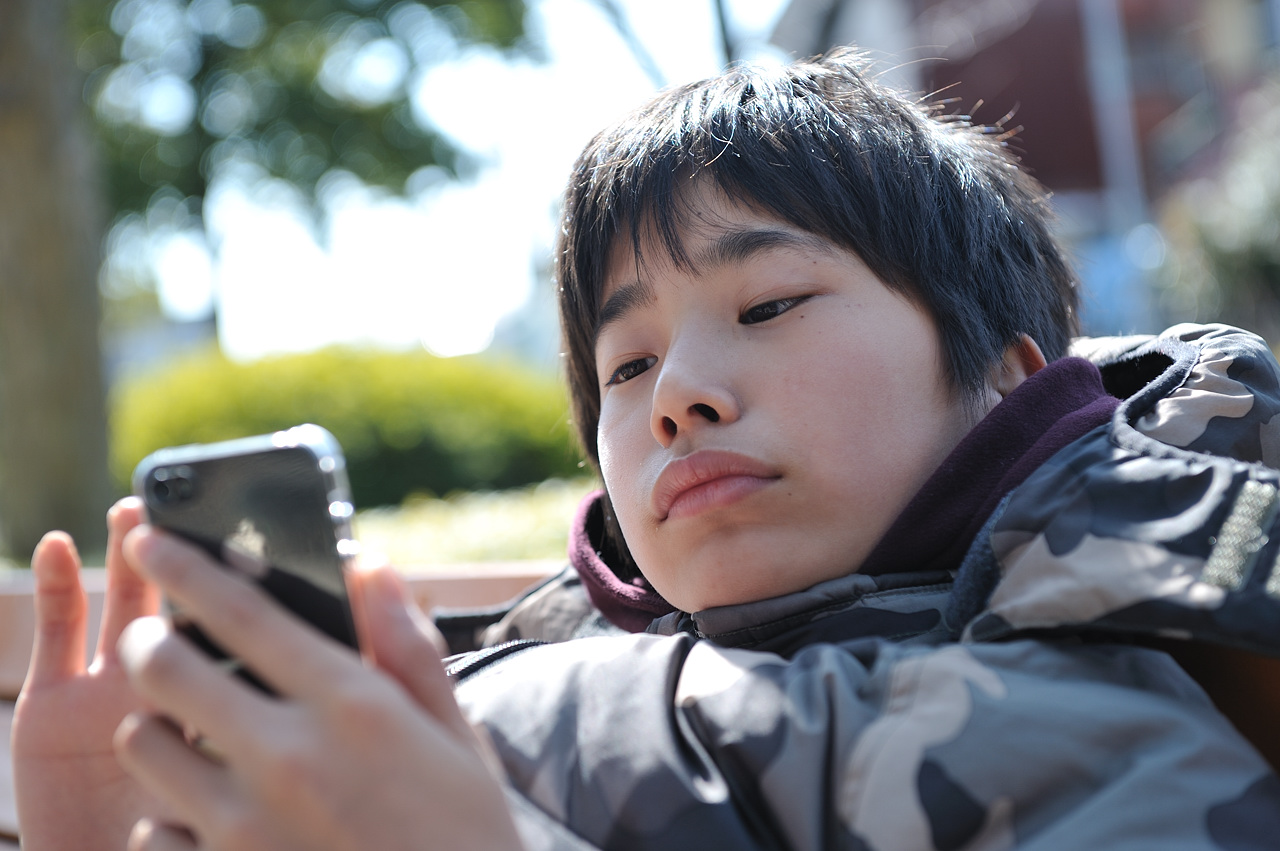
[[12, 498, 167, 851], [113, 527, 524, 851]]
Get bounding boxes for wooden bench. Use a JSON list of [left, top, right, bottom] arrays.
[[0, 563, 557, 846]]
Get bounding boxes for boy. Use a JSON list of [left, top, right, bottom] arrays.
[[13, 49, 1280, 850]]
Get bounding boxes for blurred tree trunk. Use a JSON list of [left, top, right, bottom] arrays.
[[0, 0, 111, 560]]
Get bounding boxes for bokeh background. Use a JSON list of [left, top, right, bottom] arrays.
[[1, 0, 1278, 564]]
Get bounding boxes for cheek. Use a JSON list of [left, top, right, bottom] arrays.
[[596, 403, 648, 509], [789, 332, 954, 507], [596, 409, 660, 571]]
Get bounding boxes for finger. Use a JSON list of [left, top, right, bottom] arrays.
[[354, 564, 472, 738], [345, 553, 439, 663], [345, 552, 380, 662], [117, 617, 278, 762], [96, 498, 160, 666], [127, 819, 198, 851], [115, 710, 234, 835], [123, 527, 361, 700], [26, 531, 89, 686]]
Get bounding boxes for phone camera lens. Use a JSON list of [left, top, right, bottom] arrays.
[[152, 466, 196, 503]]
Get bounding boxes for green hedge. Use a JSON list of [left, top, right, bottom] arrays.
[[110, 347, 584, 507]]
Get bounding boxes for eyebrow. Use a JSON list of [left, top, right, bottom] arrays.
[[594, 227, 836, 344], [595, 278, 657, 343], [692, 227, 835, 270]]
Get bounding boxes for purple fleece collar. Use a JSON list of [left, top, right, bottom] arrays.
[[568, 494, 675, 633], [570, 356, 1119, 628]]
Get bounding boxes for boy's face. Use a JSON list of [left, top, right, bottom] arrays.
[[593, 185, 981, 612]]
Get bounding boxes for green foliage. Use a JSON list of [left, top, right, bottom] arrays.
[[73, 0, 531, 220], [355, 477, 595, 564], [111, 347, 584, 507]]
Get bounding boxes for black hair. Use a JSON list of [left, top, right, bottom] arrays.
[[555, 48, 1079, 575]]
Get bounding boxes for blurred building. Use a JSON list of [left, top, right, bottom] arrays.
[[771, 0, 1280, 334]]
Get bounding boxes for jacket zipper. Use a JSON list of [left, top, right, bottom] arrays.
[[445, 639, 545, 682]]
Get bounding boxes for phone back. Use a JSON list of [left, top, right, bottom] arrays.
[[133, 425, 359, 687]]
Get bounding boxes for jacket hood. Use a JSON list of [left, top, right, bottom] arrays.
[[962, 324, 1280, 656]]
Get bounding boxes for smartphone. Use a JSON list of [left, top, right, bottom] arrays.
[[132, 424, 361, 691]]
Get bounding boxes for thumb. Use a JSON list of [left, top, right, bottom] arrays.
[[25, 532, 89, 687], [352, 563, 472, 738]]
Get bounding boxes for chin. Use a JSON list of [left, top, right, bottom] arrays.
[[644, 535, 861, 612], [666, 570, 788, 613]]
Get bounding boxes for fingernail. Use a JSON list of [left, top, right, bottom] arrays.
[[117, 616, 169, 670], [35, 529, 72, 549], [32, 531, 76, 566], [352, 548, 389, 575], [109, 496, 143, 523], [369, 565, 404, 605]]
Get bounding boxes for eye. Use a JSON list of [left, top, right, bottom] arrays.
[[605, 356, 658, 387], [740, 296, 811, 325]]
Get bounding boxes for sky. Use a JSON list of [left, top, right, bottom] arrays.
[[153, 0, 791, 364]]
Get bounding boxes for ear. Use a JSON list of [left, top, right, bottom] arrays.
[[993, 334, 1046, 398]]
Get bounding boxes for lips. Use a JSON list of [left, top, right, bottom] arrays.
[[652, 450, 780, 521]]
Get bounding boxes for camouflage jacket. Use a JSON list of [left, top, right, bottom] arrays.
[[452, 324, 1280, 851]]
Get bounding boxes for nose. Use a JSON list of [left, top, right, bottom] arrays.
[[650, 343, 741, 447]]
